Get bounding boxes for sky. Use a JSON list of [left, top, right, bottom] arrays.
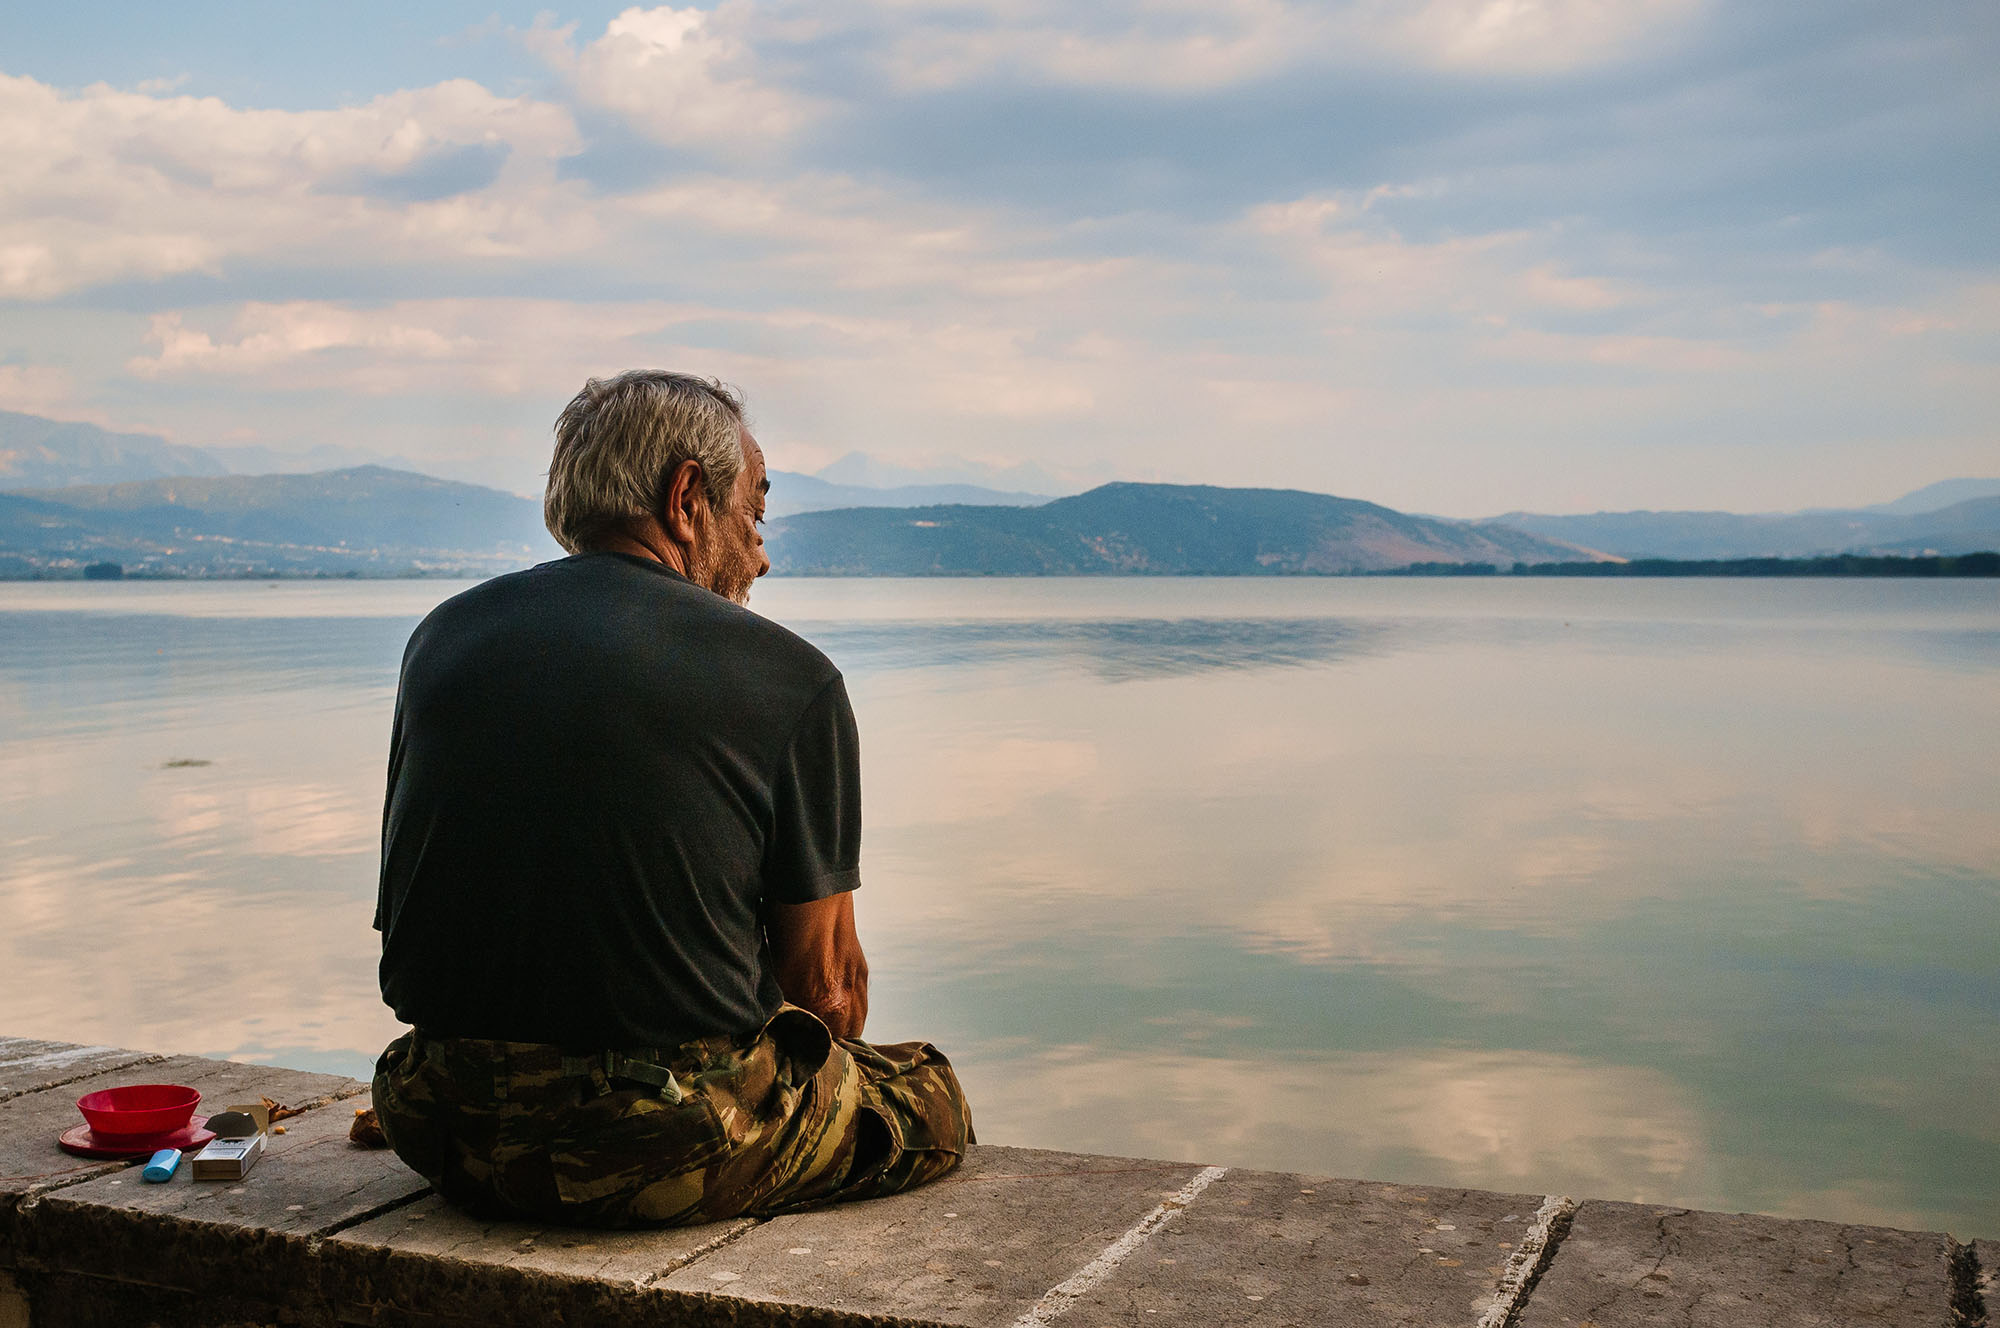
[[1, 2, 1995, 514]]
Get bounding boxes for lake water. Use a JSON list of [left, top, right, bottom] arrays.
[[2, 576, 1995, 1238]]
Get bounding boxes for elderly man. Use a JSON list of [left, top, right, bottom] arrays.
[[371, 371, 972, 1227]]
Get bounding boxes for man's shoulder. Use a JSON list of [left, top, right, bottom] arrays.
[[702, 584, 842, 691], [412, 555, 839, 686]]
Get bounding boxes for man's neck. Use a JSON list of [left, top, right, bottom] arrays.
[[588, 519, 692, 578]]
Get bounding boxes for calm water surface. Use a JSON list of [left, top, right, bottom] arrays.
[[2, 577, 1995, 1237]]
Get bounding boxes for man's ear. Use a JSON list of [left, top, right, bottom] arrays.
[[659, 458, 709, 545]]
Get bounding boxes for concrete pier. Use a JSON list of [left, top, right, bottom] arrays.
[[2, 1035, 1989, 1326]]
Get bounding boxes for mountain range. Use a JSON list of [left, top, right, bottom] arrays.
[[0, 409, 1993, 576], [766, 483, 1593, 575], [764, 471, 1050, 520], [1861, 478, 2000, 516], [0, 470, 1589, 579], [0, 467, 559, 578], [1483, 495, 2000, 560], [0, 411, 229, 489]]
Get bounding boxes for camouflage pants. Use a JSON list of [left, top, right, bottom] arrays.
[[372, 1006, 973, 1227]]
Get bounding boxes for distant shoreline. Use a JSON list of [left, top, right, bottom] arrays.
[[5, 551, 1996, 582], [1380, 552, 1999, 578]]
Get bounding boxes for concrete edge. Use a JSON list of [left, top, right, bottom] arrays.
[[4, 1076, 372, 1271], [315, 1220, 958, 1328], [0, 1050, 166, 1106]]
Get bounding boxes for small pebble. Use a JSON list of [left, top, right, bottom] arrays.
[[788, 1247, 812, 1255], [1345, 1273, 1370, 1286], [943, 1211, 958, 1218]]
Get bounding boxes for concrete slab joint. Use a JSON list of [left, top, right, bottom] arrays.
[[1011, 1164, 1228, 1326], [1474, 1193, 1576, 1328], [1957, 1237, 1995, 1328]]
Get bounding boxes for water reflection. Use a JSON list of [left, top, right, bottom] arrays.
[[960, 1045, 1718, 1208], [798, 616, 1394, 680], [0, 579, 1995, 1237]]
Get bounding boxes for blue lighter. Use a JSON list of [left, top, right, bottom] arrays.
[[141, 1148, 182, 1182]]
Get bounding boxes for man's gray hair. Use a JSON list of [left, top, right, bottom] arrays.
[[544, 370, 746, 553]]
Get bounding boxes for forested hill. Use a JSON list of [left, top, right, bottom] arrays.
[[766, 482, 1599, 575]]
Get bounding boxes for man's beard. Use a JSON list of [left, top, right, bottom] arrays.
[[686, 529, 759, 606]]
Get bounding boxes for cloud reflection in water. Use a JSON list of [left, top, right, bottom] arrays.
[[0, 579, 1994, 1236]]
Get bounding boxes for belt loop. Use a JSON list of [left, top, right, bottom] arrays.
[[559, 1049, 686, 1101], [557, 1051, 613, 1095]]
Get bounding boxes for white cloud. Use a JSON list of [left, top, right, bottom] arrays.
[[133, 307, 478, 378], [0, 363, 80, 418], [128, 299, 703, 395], [1249, 191, 1641, 322], [116, 291, 1128, 446], [851, 0, 1705, 92], [873, 0, 1315, 93], [1480, 326, 1750, 372], [533, 4, 824, 150], [0, 5, 1988, 515], [622, 171, 1150, 301], [1378, 0, 1707, 74], [0, 73, 583, 299]]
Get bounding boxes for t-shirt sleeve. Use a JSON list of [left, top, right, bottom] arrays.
[[763, 674, 862, 903]]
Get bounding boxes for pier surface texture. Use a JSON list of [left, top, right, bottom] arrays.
[[1, 1036, 1988, 1327]]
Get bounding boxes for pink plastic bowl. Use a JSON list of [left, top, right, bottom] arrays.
[[76, 1084, 200, 1138]]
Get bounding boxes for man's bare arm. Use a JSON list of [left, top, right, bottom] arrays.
[[766, 891, 869, 1040]]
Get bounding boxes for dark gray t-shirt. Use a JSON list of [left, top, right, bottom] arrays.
[[375, 553, 861, 1049]]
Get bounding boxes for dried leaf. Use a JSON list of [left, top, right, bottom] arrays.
[[260, 1095, 307, 1122], [349, 1107, 388, 1148]]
